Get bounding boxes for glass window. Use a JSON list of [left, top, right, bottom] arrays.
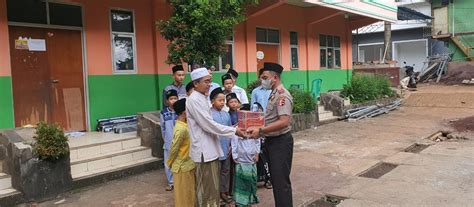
[[320, 49, 327, 68], [334, 36, 340, 48], [290, 32, 298, 45], [111, 10, 134, 33], [335, 49, 341, 68], [49, 3, 83, 27], [256, 28, 267, 42], [220, 44, 233, 71], [327, 48, 334, 68], [291, 47, 299, 69], [327, 36, 334, 47], [319, 35, 327, 47], [7, 0, 47, 24], [113, 35, 135, 71], [267, 29, 280, 43]]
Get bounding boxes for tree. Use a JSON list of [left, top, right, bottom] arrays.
[[157, 0, 257, 65]]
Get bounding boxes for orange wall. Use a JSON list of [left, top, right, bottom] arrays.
[[233, 4, 354, 73], [0, 1, 362, 77], [79, 0, 156, 75], [0, 0, 10, 76]]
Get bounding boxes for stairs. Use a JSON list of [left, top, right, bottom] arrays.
[[318, 105, 339, 125], [451, 36, 474, 61], [0, 161, 22, 206], [69, 132, 160, 184]]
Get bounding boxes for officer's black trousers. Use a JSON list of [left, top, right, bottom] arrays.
[[265, 132, 293, 207]]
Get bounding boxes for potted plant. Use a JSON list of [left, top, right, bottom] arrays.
[[22, 122, 72, 201]]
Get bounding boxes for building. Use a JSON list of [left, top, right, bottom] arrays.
[[431, 0, 474, 61], [0, 0, 397, 131], [353, 0, 448, 72]]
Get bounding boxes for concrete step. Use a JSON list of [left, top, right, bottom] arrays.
[[318, 105, 325, 112], [69, 132, 141, 161], [71, 147, 153, 179], [0, 188, 22, 207], [73, 157, 160, 181], [319, 111, 336, 120], [0, 173, 12, 191]]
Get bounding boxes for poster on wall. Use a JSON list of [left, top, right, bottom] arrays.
[[28, 39, 47, 51], [15, 38, 28, 50]]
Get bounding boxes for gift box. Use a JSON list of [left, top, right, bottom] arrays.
[[237, 111, 265, 130]]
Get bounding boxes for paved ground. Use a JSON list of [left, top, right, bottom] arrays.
[[37, 85, 474, 207]]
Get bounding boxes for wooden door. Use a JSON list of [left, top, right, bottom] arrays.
[[256, 44, 279, 71], [9, 26, 52, 128], [9, 26, 86, 131]]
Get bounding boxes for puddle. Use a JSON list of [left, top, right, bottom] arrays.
[[358, 162, 398, 179], [404, 143, 430, 153]]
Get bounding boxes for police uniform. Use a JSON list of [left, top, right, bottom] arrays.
[[261, 62, 294, 207]]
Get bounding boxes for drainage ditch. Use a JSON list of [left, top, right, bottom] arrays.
[[307, 195, 347, 207], [358, 162, 398, 179]]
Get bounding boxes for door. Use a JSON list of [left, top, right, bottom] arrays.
[[9, 26, 86, 131], [256, 44, 279, 70]]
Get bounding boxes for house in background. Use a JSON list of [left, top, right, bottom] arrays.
[[0, 0, 398, 131], [431, 0, 474, 61], [353, 0, 448, 72]]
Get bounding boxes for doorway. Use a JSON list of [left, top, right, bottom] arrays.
[[9, 26, 86, 131]]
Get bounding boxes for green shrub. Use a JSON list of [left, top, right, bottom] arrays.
[[289, 88, 315, 113], [341, 74, 395, 104], [33, 122, 69, 161]]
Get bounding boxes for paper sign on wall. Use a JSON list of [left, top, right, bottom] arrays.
[[15, 39, 29, 50], [28, 39, 46, 51]]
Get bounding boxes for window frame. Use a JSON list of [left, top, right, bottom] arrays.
[[7, 1, 83, 28], [216, 35, 234, 72], [256, 27, 280, 45], [290, 31, 299, 69], [110, 9, 138, 74], [319, 34, 341, 69]]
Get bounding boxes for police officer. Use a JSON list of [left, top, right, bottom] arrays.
[[247, 62, 293, 207]]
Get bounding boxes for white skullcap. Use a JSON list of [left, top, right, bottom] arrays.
[[190, 67, 210, 81]]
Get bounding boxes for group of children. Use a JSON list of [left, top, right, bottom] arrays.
[[162, 72, 262, 206]]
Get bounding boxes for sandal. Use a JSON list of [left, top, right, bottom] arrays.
[[165, 185, 174, 191]]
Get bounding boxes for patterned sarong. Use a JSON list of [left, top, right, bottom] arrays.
[[195, 159, 220, 207], [233, 163, 259, 206]]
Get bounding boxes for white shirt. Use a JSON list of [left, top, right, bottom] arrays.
[[232, 85, 249, 104], [187, 91, 237, 163]]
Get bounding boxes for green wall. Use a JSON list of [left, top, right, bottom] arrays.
[[0, 76, 14, 129], [432, 0, 474, 61], [82, 69, 352, 131], [88, 74, 160, 130]]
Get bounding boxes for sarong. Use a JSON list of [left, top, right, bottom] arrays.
[[195, 159, 220, 207], [174, 169, 196, 207], [233, 163, 259, 206]]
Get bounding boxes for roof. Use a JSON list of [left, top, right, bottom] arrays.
[[398, 6, 432, 20]]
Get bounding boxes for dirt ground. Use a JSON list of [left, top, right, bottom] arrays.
[[450, 116, 474, 132], [439, 62, 474, 85], [36, 84, 474, 207]]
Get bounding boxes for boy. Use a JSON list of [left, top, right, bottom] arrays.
[[227, 69, 249, 104], [231, 105, 261, 206], [167, 99, 196, 207], [222, 73, 234, 96], [160, 89, 179, 191], [226, 93, 241, 126], [185, 81, 194, 97], [210, 88, 233, 204], [163, 65, 186, 108]]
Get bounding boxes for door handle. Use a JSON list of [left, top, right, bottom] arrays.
[[51, 79, 59, 84]]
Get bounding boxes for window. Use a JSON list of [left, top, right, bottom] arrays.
[[358, 44, 384, 63], [319, 34, 341, 69], [256, 28, 280, 44], [7, 1, 82, 26], [290, 32, 299, 69], [111, 10, 137, 73]]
